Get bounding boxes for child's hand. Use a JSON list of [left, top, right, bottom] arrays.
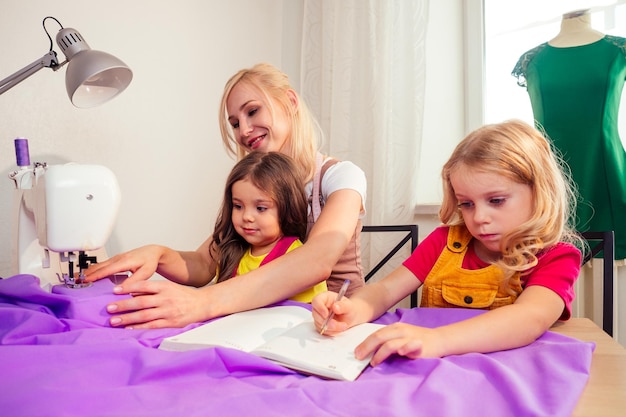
[[84, 245, 162, 284], [311, 291, 355, 335], [355, 323, 443, 366]]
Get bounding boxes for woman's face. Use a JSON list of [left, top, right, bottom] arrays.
[[226, 82, 292, 154]]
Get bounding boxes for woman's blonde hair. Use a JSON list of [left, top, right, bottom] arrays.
[[218, 63, 321, 182], [439, 119, 582, 278]]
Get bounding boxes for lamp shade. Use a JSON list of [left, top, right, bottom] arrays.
[[56, 27, 132, 108]]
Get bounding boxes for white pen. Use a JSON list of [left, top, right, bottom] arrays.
[[319, 279, 350, 335]]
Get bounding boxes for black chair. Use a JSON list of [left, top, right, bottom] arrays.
[[579, 231, 615, 336], [361, 224, 419, 307]]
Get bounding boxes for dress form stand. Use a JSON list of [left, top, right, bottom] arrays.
[[549, 9, 604, 47], [549, 9, 622, 342]]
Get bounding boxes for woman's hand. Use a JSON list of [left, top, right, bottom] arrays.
[[355, 323, 444, 366], [106, 279, 212, 329], [84, 245, 164, 284]]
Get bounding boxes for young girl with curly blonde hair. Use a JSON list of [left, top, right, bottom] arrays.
[[312, 119, 583, 364]]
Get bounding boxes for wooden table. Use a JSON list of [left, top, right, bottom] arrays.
[[550, 318, 626, 416]]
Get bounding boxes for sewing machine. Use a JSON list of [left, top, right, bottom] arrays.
[[9, 138, 121, 291]]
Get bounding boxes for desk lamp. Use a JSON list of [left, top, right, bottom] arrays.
[[5, 17, 130, 290], [0, 16, 132, 107]]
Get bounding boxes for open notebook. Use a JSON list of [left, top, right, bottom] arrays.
[[158, 305, 385, 381]]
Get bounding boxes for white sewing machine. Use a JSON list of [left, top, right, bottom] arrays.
[[9, 138, 121, 291]]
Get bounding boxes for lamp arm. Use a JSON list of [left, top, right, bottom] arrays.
[[0, 51, 60, 95]]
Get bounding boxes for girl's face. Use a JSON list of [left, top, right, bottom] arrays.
[[226, 82, 292, 154], [231, 178, 282, 255], [450, 165, 533, 262]]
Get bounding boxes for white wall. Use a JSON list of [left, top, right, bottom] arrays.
[[0, 0, 465, 278]]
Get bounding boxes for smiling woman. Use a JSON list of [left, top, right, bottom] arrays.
[[225, 82, 295, 155], [219, 63, 319, 186], [216, 62, 368, 296], [84, 63, 367, 329]]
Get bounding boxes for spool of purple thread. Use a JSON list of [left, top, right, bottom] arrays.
[[14, 138, 30, 167]]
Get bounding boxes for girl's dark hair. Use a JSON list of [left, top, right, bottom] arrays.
[[210, 151, 308, 282]]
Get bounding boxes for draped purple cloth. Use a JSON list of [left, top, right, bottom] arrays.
[[0, 275, 593, 417]]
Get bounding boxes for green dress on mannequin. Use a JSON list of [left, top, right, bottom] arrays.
[[512, 35, 626, 260]]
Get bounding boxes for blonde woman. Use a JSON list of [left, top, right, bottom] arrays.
[[86, 63, 366, 329]]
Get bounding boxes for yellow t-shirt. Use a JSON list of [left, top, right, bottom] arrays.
[[236, 239, 327, 303]]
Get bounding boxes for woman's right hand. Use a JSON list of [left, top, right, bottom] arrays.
[[84, 244, 164, 284], [311, 291, 358, 335]]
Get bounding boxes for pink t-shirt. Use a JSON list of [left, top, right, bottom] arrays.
[[403, 226, 582, 320]]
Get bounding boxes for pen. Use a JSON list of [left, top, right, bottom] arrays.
[[319, 279, 350, 335]]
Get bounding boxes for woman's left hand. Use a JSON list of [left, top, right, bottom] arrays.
[[106, 279, 212, 329], [355, 323, 444, 366]]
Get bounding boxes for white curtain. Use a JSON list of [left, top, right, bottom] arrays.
[[300, 0, 429, 279]]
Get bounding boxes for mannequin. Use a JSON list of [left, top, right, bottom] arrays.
[[514, 8, 626, 345], [511, 10, 626, 261], [549, 9, 604, 47]]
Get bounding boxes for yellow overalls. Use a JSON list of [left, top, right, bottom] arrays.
[[420, 226, 522, 309]]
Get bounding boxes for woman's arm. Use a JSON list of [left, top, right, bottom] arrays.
[[102, 188, 364, 328]]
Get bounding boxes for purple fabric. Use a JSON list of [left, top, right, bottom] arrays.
[[0, 274, 593, 417]]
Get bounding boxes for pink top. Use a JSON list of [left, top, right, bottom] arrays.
[[403, 226, 582, 319]]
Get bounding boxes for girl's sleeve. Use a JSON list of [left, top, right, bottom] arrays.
[[525, 243, 582, 320], [322, 161, 367, 216], [402, 226, 449, 283]]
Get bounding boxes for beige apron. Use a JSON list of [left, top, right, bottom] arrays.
[[307, 154, 364, 296]]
